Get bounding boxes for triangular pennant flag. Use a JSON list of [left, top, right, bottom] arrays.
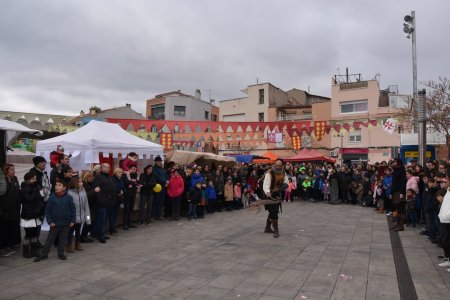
[[333, 123, 341, 133], [353, 121, 362, 130], [342, 123, 351, 132]]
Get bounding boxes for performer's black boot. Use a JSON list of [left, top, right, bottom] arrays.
[[264, 218, 274, 233], [272, 219, 279, 238]]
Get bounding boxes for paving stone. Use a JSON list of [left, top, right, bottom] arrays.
[[2, 202, 449, 299]]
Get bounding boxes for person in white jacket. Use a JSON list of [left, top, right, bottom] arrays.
[[67, 177, 91, 253], [437, 168, 450, 271]]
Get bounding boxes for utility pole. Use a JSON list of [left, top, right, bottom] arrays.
[[418, 89, 427, 166]]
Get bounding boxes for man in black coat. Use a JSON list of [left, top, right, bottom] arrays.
[[337, 166, 353, 204], [152, 156, 168, 220], [391, 158, 407, 231], [30, 156, 51, 245], [93, 163, 116, 243]]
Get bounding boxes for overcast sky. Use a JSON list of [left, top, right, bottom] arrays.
[[0, 0, 449, 116]]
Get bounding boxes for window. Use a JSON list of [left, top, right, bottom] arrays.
[[258, 112, 264, 122], [151, 104, 165, 120], [259, 89, 265, 104], [349, 129, 362, 143], [340, 100, 368, 114], [205, 111, 209, 120], [174, 106, 186, 117], [211, 114, 217, 122]]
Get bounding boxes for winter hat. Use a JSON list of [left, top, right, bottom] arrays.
[[154, 156, 163, 162], [33, 156, 47, 166]]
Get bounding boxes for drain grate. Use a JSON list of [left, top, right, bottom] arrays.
[[387, 218, 418, 300]]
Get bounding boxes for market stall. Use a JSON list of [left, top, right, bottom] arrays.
[[282, 148, 335, 163], [165, 150, 237, 168], [0, 120, 43, 166], [35, 120, 163, 172]]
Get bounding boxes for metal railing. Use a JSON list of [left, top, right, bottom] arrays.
[[276, 114, 312, 121]]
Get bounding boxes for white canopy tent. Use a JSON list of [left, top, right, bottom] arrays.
[[35, 120, 163, 172], [0, 119, 43, 147], [0, 119, 43, 166]]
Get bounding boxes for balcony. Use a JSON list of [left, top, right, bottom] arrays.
[[276, 114, 312, 121]]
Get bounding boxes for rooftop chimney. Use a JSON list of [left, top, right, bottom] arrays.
[[126, 103, 131, 107], [80, 110, 85, 117], [90, 108, 96, 115], [195, 89, 201, 100], [210, 99, 216, 106]]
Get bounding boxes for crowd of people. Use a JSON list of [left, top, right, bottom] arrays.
[[0, 151, 449, 270]]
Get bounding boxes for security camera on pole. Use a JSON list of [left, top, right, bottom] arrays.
[[403, 11, 426, 166]]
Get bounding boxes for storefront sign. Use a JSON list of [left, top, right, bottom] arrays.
[[405, 151, 432, 158]]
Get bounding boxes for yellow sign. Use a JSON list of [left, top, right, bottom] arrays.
[[405, 151, 432, 158]]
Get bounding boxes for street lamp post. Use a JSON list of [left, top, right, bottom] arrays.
[[404, 11, 426, 166], [404, 12, 418, 132]]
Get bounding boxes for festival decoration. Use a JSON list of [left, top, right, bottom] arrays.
[[160, 133, 173, 150], [291, 135, 301, 150], [104, 118, 397, 151], [314, 121, 326, 141], [383, 118, 397, 134]]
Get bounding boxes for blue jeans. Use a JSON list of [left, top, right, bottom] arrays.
[[108, 202, 120, 231], [407, 208, 417, 226], [188, 202, 197, 219], [96, 208, 107, 240], [152, 191, 165, 219]]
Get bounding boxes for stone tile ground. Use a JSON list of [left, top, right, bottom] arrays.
[[1, 186, 449, 299]]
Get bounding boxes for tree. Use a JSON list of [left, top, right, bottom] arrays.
[[398, 76, 450, 159], [425, 77, 450, 158], [89, 106, 101, 113]]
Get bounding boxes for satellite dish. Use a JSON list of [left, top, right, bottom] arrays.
[[404, 15, 413, 22]]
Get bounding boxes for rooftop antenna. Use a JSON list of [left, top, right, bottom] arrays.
[[307, 86, 310, 93], [256, 77, 259, 84]]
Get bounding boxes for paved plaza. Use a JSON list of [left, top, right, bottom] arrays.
[[1, 190, 450, 299]]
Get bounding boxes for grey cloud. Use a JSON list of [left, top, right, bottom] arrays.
[[0, 0, 449, 115]]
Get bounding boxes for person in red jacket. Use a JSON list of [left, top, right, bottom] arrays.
[[167, 169, 185, 221]]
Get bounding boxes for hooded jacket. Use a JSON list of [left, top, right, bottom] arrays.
[[167, 174, 185, 198], [190, 173, 204, 190], [20, 181, 44, 220], [68, 188, 91, 224], [45, 191, 76, 226], [406, 176, 420, 194], [438, 188, 450, 223]]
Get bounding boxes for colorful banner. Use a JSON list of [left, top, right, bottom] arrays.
[[160, 133, 173, 151], [105, 118, 393, 149], [314, 121, 326, 141], [292, 135, 301, 150]]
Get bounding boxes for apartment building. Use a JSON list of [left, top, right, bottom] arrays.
[[314, 78, 407, 164], [219, 83, 329, 122], [146, 90, 219, 122]]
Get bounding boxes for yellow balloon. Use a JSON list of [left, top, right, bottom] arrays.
[[153, 184, 162, 193]]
